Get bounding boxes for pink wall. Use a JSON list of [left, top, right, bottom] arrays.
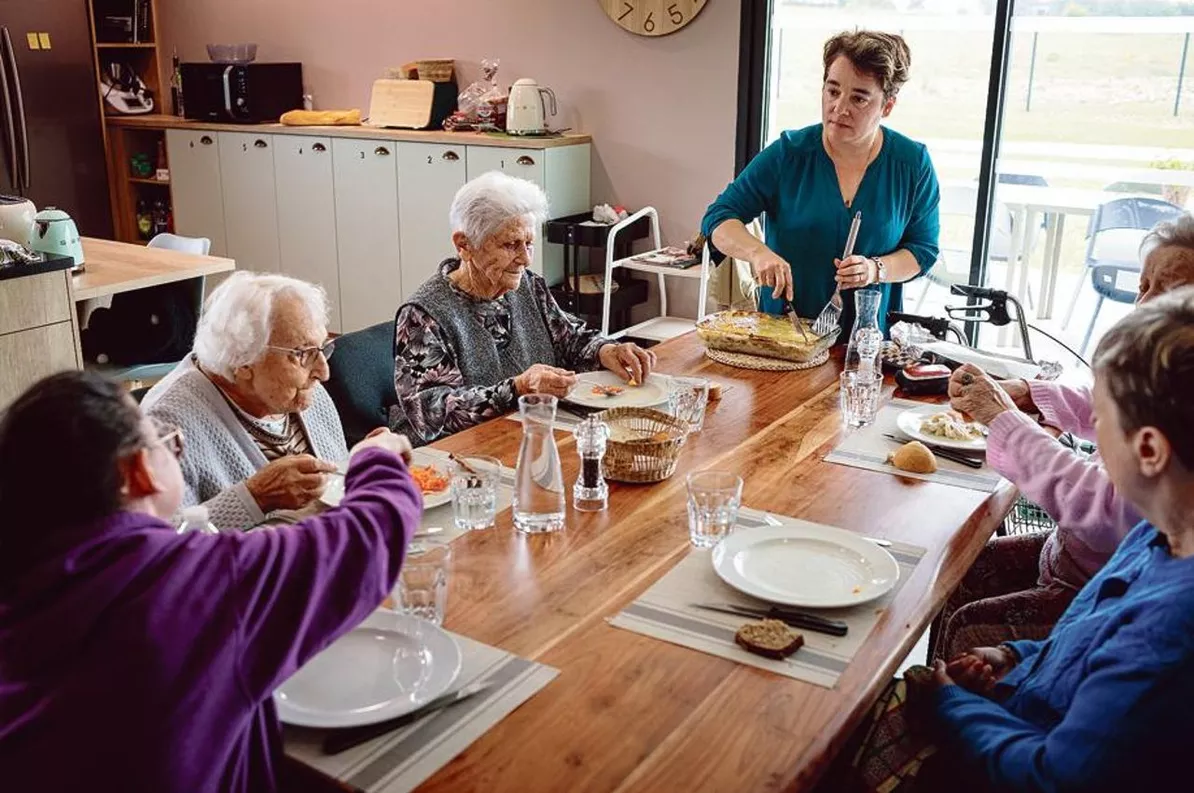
[[159, 0, 742, 248]]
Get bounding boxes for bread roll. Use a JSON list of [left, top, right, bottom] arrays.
[[887, 441, 938, 474]]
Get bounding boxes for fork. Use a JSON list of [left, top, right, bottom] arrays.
[[812, 211, 862, 336]]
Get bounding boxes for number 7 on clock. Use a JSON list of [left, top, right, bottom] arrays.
[[618, 2, 634, 21]]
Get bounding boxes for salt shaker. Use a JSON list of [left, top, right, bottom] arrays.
[[572, 416, 610, 512]]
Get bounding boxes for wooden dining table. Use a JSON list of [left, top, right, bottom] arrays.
[[305, 332, 1017, 793]]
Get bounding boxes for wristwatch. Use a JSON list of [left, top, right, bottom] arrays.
[[871, 256, 887, 284]]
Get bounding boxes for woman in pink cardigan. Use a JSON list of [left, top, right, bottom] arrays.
[[935, 212, 1194, 659]]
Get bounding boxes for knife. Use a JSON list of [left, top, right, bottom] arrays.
[[882, 433, 985, 469], [783, 299, 812, 344], [693, 602, 849, 637], [321, 681, 491, 755]]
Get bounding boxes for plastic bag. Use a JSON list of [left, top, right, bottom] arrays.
[[456, 58, 506, 128]]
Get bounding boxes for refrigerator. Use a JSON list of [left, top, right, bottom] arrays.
[[0, 0, 113, 238]]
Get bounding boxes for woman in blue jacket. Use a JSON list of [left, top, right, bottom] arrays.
[[702, 30, 939, 332]]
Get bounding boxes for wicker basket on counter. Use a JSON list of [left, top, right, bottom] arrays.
[[416, 59, 455, 82], [596, 407, 689, 484]]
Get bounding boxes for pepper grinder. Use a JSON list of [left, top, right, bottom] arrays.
[[572, 416, 610, 512]]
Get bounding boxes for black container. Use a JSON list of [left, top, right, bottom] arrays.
[[545, 212, 652, 332]]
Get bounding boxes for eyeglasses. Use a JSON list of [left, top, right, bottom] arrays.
[[266, 339, 336, 368], [150, 420, 185, 459]]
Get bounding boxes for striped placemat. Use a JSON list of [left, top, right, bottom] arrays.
[[824, 398, 1005, 493], [608, 509, 927, 689], [284, 631, 558, 793]]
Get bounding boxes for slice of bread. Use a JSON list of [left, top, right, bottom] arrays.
[[734, 619, 804, 660]]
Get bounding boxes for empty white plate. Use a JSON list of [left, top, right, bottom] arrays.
[[322, 449, 453, 509], [895, 404, 988, 453], [275, 611, 462, 728], [564, 371, 670, 410], [712, 524, 900, 609]]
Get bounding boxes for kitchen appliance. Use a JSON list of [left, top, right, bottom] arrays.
[[0, 2, 114, 237], [0, 194, 35, 245], [506, 78, 557, 135], [180, 62, 303, 123], [100, 61, 155, 114], [29, 206, 84, 273]]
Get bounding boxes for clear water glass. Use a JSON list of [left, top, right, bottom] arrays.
[[686, 470, 743, 548], [450, 455, 501, 531], [840, 370, 884, 429], [667, 376, 711, 432], [397, 539, 451, 624], [512, 394, 567, 533]]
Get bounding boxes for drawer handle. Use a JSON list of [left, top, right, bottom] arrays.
[[375, 146, 391, 156], [254, 139, 268, 148], [312, 142, 327, 153], [516, 155, 535, 166], [200, 135, 213, 145], [442, 150, 460, 162]]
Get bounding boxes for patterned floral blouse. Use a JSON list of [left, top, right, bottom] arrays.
[[390, 261, 608, 445]]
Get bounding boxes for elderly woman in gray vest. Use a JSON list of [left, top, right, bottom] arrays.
[[391, 171, 655, 445], [142, 271, 348, 530]]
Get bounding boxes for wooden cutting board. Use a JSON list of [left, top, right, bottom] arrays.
[[366, 79, 435, 129]]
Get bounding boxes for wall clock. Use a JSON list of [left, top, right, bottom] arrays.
[[599, 0, 708, 37]]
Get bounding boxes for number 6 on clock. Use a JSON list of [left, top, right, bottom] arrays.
[[599, 0, 708, 37]]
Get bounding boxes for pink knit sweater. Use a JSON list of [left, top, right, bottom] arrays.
[[985, 381, 1141, 589]]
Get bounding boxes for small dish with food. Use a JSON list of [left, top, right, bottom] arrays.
[[895, 404, 989, 453]]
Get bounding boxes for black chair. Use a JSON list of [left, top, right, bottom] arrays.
[[324, 321, 398, 447], [1080, 264, 1140, 355]]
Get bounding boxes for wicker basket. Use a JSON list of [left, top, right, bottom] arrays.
[[597, 407, 688, 484], [416, 59, 455, 82]]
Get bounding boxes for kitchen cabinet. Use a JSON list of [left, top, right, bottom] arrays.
[[274, 136, 342, 332], [218, 132, 281, 274], [0, 267, 82, 412], [166, 130, 228, 256], [466, 145, 591, 283], [333, 139, 404, 332], [397, 143, 468, 300]]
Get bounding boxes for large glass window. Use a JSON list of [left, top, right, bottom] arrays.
[[758, 0, 1194, 364]]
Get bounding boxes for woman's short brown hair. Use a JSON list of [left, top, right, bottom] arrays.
[[823, 30, 912, 98], [1093, 285, 1194, 469]]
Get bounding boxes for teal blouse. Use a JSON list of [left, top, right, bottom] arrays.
[[701, 124, 940, 333]]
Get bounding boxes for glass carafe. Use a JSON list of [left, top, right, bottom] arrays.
[[512, 394, 566, 533], [844, 288, 883, 376]]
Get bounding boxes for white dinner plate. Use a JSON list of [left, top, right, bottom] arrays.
[[895, 404, 988, 453], [712, 524, 900, 609], [275, 611, 462, 729], [564, 370, 670, 410], [321, 449, 453, 509]]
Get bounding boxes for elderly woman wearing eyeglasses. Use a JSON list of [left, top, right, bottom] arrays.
[[142, 271, 348, 530]]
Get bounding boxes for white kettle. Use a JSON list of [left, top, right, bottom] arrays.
[[506, 78, 557, 135], [0, 195, 36, 247]]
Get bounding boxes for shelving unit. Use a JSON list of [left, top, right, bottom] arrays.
[[87, 0, 172, 244]]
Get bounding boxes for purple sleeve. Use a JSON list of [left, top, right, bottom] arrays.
[[229, 447, 423, 699], [1028, 381, 1095, 439], [986, 410, 1140, 558]]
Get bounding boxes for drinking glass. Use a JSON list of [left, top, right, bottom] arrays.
[[839, 371, 883, 430], [668, 376, 711, 432], [449, 455, 501, 531], [686, 470, 743, 548], [396, 539, 451, 624]]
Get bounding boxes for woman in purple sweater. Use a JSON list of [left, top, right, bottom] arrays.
[[935, 212, 1194, 659], [0, 371, 422, 792]]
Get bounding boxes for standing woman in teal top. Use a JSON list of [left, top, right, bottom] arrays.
[[702, 30, 940, 333]]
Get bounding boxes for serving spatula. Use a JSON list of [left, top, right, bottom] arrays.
[[811, 210, 862, 337]]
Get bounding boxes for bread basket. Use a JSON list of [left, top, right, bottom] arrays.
[[596, 407, 688, 484], [696, 310, 839, 363], [416, 59, 455, 82]]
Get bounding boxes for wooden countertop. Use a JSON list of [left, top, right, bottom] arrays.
[[106, 114, 592, 149], [310, 334, 1015, 793], [73, 238, 236, 301]]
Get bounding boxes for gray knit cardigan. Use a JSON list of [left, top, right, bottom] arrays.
[[141, 355, 348, 530]]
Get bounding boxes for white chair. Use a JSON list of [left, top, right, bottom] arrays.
[[86, 233, 212, 386]]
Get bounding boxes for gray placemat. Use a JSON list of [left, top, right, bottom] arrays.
[[284, 631, 558, 793], [609, 509, 927, 689], [824, 398, 1005, 493]]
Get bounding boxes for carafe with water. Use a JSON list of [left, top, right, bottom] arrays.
[[512, 394, 567, 533], [844, 288, 883, 375]]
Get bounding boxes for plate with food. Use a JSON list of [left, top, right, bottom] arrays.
[[712, 523, 900, 609], [565, 370, 669, 410], [321, 449, 453, 509], [895, 404, 989, 452], [275, 611, 462, 728]]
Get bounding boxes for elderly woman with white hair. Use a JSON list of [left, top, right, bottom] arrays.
[[142, 271, 346, 530], [391, 170, 655, 444]]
